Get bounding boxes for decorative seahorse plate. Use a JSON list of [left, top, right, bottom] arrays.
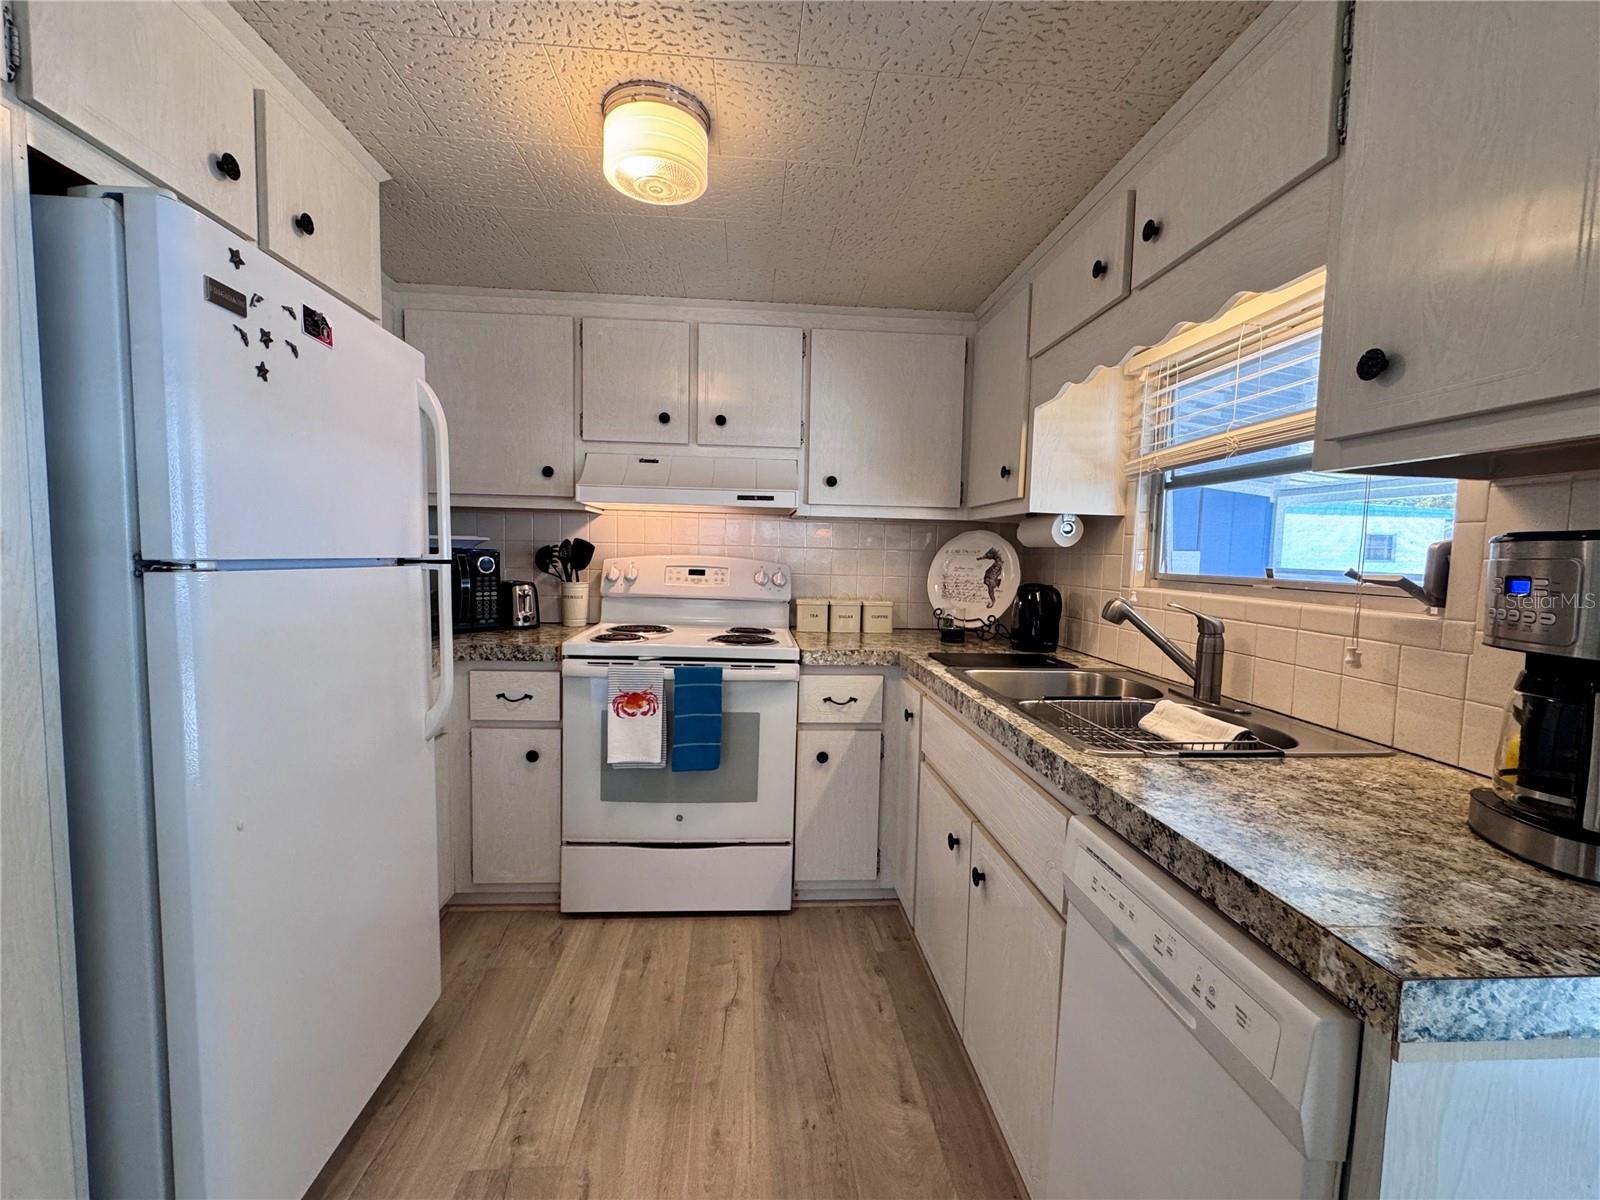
[[926, 530, 1021, 625]]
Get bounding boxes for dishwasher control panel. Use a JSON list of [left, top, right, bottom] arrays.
[[1072, 844, 1282, 1075]]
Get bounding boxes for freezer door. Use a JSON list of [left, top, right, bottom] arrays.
[[120, 191, 428, 560], [142, 566, 440, 1198]]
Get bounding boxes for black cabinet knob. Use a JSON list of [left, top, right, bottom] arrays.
[[1141, 218, 1162, 243], [971, 866, 986, 888], [1356, 347, 1390, 381], [214, 152, 242, 181], [815, 750, 829, 764], [658, 411, 671, 424], [1000, 465, 1011, 479], [1090, 258, 1107, 279], [947, 832, 960, 851], [904, 708, 914, 722], [293, 212, 316, 236], [825, 475, 838, 488], [524, 749, 540, 764], [541, 465, 555, 478], [714, 413, 727, 426]]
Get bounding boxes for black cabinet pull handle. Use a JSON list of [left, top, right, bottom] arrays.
[[496, 692, 533, 703], [214, 152, 242, 181], [947, 832, 960, 851], [1090, 258, 1107, 279], [971, 866, 986, 888], [1000, 465, 1011, 479], [714, 413, 727, 426], [903, 708, 915, 722], [1141, 218, 1161, 243], [293, 212, 316, 236], [524, 749, 540, 763], [825, 475, 838, 488], [1356, 348, 1390, 381], [821, 696, 858, 706], [815, 750, 830, 764], [541, 465, 555, 479], [658, 411, 671, 424]]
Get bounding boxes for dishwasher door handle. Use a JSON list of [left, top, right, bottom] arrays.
[[1114, 938, 1198, 1031]]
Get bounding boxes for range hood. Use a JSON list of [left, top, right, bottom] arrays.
[[575, 452, 799, 511]]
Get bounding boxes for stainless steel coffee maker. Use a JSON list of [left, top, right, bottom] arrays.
[[1469, 530, 1600, 883]]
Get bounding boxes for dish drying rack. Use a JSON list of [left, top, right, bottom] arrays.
[[1038, 699, 1284, 758]]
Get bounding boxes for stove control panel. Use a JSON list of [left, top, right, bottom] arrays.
[[667, 564, 730, 588], [598, 555, 791, 601]]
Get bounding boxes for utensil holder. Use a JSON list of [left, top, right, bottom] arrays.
[[560, 581, 590, 627]]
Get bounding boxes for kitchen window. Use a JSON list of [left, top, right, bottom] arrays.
[[1128, 291, 1456, 589]]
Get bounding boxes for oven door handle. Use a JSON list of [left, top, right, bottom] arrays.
[[560, 658, 800, 681]]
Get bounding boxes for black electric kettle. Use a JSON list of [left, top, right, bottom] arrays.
[[1011, 583, 1062, 652]]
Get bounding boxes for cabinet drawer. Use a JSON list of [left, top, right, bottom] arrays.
[[798, 674, 884, 724], [1028, 189, 1135, 354], [795, 729, 881, 883], [470, 728, 560, 885], [914, 763, 972, 1026], [921, 701, 1067, 910], [468, 669, 560, 722], [256, 92, 381, 316]]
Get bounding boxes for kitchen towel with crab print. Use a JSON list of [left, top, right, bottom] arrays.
[[669, 665, 723, 772], [607, 663, 665, 767]]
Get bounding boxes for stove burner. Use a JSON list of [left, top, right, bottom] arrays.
[[592, 631, 646, 643], [727, 626, 773, 635], [610, 624, 672, 634], [709, 633, 778, 646]]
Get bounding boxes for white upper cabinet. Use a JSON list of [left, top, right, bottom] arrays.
[[255, 93, 381, 316], [1130, 1, 1343, 289], [808, 329, 967, 509], [1314, 1, 1600, 472], [696, 324, 804, 448], [17, 0, 261, 239], [966, 287, 1031, 509], [580, 318, 690, 444], [1029, 190, 1135, 355], [405, 310, 575, 499]]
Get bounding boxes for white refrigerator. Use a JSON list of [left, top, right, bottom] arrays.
[[33, 190, 454, 1199]]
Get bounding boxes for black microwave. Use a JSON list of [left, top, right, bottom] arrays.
[[451, 548, 500, 630]]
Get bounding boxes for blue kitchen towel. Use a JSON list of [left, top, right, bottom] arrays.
[[670, 665, 723, 772]]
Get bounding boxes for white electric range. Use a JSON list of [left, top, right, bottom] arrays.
[[560, 555, 799, 913]]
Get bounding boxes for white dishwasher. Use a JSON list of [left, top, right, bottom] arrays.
[[1048, 818, 1360, 1200]]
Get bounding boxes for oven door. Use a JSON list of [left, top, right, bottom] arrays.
[[561, 659, 798, 843]]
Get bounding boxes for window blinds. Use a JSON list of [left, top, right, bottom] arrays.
[[1126, 302, 1324, 477]]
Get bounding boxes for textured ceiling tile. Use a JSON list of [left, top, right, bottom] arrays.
[[624, 2, 802, 63], [653, 156, 785, 223], [255, 26, 435, 137], [517, 141, 638, 214], [725, 219, 835, 270], [375, 34, 588, 144], [779, 161, 901, 227], [377, 135, 551, 208], [438, 1, 633, 50], [711, 61, 876, 162], [772, 265, 867, 307], [249, 0, 455, 37], [585, 258, 688, 297], [963, 2, 1176, 90], [612, 215, 728, 263], [679, 263, 777, 302], [857, 264, 959, 311], [498, 210, 623, 261], [855, 73, 1032, 178], [797, 2, 987, 76], [545, 47, 718, 146], [1118, 1, 1268, 97], [982, 86, 1171, 197], [380, 198, 514, 284]]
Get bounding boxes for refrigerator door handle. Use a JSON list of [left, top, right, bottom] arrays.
[[418, 377, 453, 740]]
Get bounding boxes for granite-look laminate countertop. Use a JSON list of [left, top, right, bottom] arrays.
[[457, 626, 1600, 1051]]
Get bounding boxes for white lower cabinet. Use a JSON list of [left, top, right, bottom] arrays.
[[962, 825, 1066, 1197], [470, 727, 561, 885], [881, 678, 924, 915], [795, 727, 881, 883], [912, 763, 972, 1026]]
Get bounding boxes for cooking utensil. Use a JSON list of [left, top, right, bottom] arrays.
[[569, 538, 596, 576], [534, 544, 564, 582], [559, 538, 573, 581]]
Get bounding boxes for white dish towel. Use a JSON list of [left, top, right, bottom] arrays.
[[606, 664, 666, 768], [1136, 699, 1250, 746]]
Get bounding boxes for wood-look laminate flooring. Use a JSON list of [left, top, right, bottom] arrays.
[[309, 904, 1025, 1200]]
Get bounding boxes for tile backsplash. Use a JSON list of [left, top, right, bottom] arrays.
[[453, 508, 997, 629], [1022, 471, 1600, 776]]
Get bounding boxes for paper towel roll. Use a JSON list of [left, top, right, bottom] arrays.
[[1016, 513, 1085, 549]]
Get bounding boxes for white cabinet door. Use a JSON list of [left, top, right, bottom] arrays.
[[470, 728, 561, 885], [1130, 1, 1342, 288], [962, 825, 1065, 1197], [1028, 189, 1135, 355], [405, 310, 575, 499], [1315, 1, 1600, 455], [807, 329, 966, 509], [795, 729, 881, 883], [255, 92, 381, 316], [913, 763, 971, 1026], [580, 317, 690, 444], [17, 0, 260, 238], [696, 323, 803, 448], [966, 286, 1031, 509], [880, 679, 924, 913]]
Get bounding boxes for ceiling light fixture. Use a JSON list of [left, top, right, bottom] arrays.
[[600, 80, 711, 206]]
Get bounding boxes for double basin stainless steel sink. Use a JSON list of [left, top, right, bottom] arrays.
[[929, 652, 1389, 758]]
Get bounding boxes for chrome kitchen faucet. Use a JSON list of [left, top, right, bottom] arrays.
[[1101, 597, 1226, 706]]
